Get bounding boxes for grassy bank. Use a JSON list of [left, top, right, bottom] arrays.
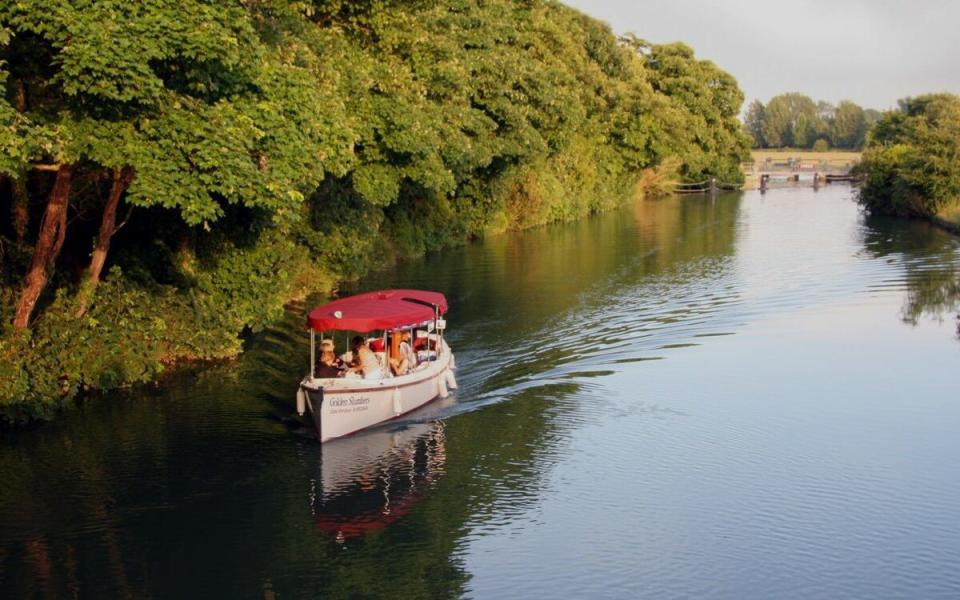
[[933, 203, 960, 235]]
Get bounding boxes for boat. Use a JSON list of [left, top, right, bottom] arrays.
[[296, 289, 457, 442]]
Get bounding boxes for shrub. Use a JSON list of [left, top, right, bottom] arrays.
[[856, 93, 960, 217]]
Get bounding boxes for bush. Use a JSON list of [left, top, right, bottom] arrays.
[[856, 94, 960, 217]]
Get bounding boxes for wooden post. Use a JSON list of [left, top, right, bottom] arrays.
[[709, 177, 717, 196]]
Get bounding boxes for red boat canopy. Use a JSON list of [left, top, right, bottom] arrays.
[[307, 289, 448, 332]]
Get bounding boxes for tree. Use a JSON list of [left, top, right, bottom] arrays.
[[2, 0, 352, 326], [637, 42, 750, 182], [792, 112, 815, 148], [760, 93, 818, 148], [832, 100, 867, 149], [857, 93, 960, 217], [744, 100, 765, 147]]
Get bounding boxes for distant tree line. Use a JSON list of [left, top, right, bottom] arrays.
[[743, 93, 881, 150], [856, 93, 960, 218]]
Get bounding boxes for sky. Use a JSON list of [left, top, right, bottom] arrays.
[[563, 0, 960, 110]]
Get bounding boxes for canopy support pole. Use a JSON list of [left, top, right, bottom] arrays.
[[383, 330, 388, 378], [310, 329, 316, 379]]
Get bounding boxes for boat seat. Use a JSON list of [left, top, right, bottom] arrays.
[[417, 350, 438, 362]]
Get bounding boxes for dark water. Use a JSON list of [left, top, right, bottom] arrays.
[[2, 186, 960, 599]]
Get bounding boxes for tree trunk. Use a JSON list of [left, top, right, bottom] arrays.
[[11, 175, 30, 245], [13, 165, 73, 330], [76, 167, 134, 317], [10, 80, 29, 245]]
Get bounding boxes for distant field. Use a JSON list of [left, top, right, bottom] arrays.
[[740, 149, 862, 188], [750, 149, 862, 163]]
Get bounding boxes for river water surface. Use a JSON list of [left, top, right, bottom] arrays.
[[2, 186, 960, 599]]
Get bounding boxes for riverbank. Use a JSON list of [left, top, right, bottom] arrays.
[[1, 1, 752, 424], [934, 204, 960, 236], [0, 166, 675, 425]]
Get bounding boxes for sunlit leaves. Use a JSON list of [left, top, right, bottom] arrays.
[[858, 93, 960, 217]]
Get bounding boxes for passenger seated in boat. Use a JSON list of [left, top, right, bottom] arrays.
[[344, 335, 383, 380], [388, 329, 413, 376], [402, 330, 418, 369], [315, 339, 343, 378], [392, 330, 417, 375]]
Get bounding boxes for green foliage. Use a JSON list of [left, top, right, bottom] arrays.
[[832, 100, 867, 149], [747, 93, 872, 150], [812, 138, 830, 153], [1, 0, 258, 106], [744, 99, 765, 148], [856, 93, 960, 217], [760, 93, 818, 148], [633, 41, 750, 183], [0, 26, 51, 175], [0, 226, 324, 423], [1, 0, 751, 422]]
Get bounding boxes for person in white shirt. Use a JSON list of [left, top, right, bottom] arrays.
[[345, 335, 383, 380], [390, 329, 417, 376]]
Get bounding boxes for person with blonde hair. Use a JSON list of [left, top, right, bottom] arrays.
[[315, 339, 343, 378]]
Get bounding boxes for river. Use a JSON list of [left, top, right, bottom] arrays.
[[2, 185, 959, 599]]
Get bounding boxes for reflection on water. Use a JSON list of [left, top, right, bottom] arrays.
[[861, 214, 960, 332], [312, 417, 448, 543], [2, 187, 960, 599]]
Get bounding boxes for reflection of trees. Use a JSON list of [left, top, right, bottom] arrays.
[[901, 269, 960, 330], [1, 194, 745, 598], [356, 193, 743, 395], [356, 194, 742, 336], [631, 192, 742, 267], [861, 214, 960, 335], [0, 398, 165, 599]]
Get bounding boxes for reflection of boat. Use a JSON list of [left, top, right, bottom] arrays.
[[297, 289, 458, 442], [311, 417, 448, 540]]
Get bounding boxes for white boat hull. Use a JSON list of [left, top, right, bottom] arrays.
[[298, 341, 456, 442]]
